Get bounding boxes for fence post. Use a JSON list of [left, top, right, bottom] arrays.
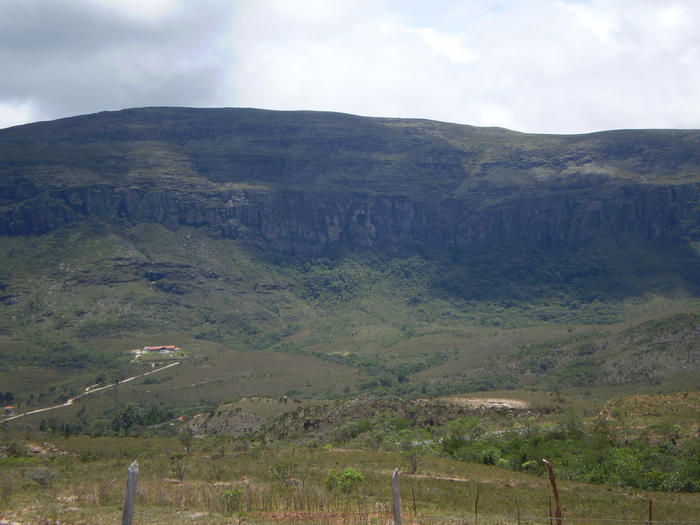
[[392, 468, 402, 525], [411, 484, 417, 516], [121, 460, 139, 525], [648, 499, 653, 525], [543, 459, 562, 525], [474, 484, 479, 525]]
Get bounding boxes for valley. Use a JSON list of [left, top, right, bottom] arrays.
[[0, 107, 699, 523]]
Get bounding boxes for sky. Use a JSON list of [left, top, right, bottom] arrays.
[[1, 0, 699, 134]]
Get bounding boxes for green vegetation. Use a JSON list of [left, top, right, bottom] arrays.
[[169, 451, 188, 483], [324, 467, 364, 493], [0, 199, 697, 523], [1, 223, 698, 405], [1, 390, 700, 523], [1, 108, 700, 522], [441, 416, 700, 492]]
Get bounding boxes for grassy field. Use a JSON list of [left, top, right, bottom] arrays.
[[2, 390, 700, 524]]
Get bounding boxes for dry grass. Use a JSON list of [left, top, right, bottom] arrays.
[[1, 437, 699, 524]]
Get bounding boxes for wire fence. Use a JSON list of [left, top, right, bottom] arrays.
[[387, 465, 699, 525], [403, 516, 700, 525], [112, 460, 699, 525]]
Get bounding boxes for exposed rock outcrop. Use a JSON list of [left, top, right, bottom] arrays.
[[1, 107, 699, 256], [1, 180, 698, 255]]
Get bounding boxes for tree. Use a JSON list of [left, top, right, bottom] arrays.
[[77, 405, 88, 426], [271, 462, 298, 485], [169, 452, 187, 482], [398, 428, 432, 474], [401, 441, 425, 474], [111, 405, 136, 433]]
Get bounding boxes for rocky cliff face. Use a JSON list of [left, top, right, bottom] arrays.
[[1, 107, 699, 256], [1, 178, 698, 255]]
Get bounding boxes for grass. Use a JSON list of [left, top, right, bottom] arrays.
[[1, 429, 699, 524], [1, 220, 699, 418], [599, 391, 700, 436], [2, 380, 700, 522]]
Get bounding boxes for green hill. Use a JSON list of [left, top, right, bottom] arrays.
[[0, 107, 699, 411]]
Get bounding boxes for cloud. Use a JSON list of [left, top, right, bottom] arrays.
[[1, 0, 700, 133], [91, 0, 183, 21], [0, 0, 233, 126], [0, 100, 38, 128], [228, 0, 700, 132], [411, 28, 476, 65]]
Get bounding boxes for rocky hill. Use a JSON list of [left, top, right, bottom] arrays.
[[1, 107, 699, 400], [1, 107, 699, 253]]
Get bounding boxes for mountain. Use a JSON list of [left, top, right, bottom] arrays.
[[2, 107, 700, 250], [1, 107, 699, 402]]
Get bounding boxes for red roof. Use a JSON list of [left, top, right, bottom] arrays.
[[145, 345, 180, 351]]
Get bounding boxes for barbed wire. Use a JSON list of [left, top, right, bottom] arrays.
[[406, 516, 700, 525]]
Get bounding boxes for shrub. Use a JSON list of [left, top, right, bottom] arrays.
[[0, 475, 12, 504], [180, 432, 194, 454], [221, 487, 244, 515], [248, 441, 263, 459], [325, 467, 364, 493], [271, 462, 299, 484], [23, 466, 57, 488], [4, 441, 26, 458], [79, 449, 99, 462]]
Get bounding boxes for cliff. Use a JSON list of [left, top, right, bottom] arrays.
[[1, 107, 699, 255], [1, 181, 699, 254], [1, 108, 699, 395]]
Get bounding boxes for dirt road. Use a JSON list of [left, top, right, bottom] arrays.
[[0, 361, 181, 423]]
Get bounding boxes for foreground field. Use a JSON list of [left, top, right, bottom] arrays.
[[1, 436, 699, 525], [2, 388, 700, 524]]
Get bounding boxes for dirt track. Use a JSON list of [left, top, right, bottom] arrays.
[[0, 361, 181, 423]]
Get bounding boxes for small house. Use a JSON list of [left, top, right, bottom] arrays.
[[143, 345, 181, 352]]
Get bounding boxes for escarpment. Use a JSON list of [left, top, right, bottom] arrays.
[[1, 107, 699, 256], [1, 179, 698, 255]]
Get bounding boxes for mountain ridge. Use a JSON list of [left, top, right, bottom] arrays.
[[1, 107, 699, 255]]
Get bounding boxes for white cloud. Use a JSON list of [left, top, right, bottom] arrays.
[[90, 0, 182, 20], [0, 100, 37, 129], [412, 28, 476, 64], [1, 0, 700, 133]]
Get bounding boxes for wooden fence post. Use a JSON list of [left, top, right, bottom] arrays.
[[411, 484, 417, 516], [648, 499, 653, 525], [474, 484, 479, 525], [121, 460, 139, 525], [543, 459, 562, 525], [392, 468, 402, 525]]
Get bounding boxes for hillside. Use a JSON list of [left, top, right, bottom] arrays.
[[2, 107, 700, 245], [0, 107, 699, 410]]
